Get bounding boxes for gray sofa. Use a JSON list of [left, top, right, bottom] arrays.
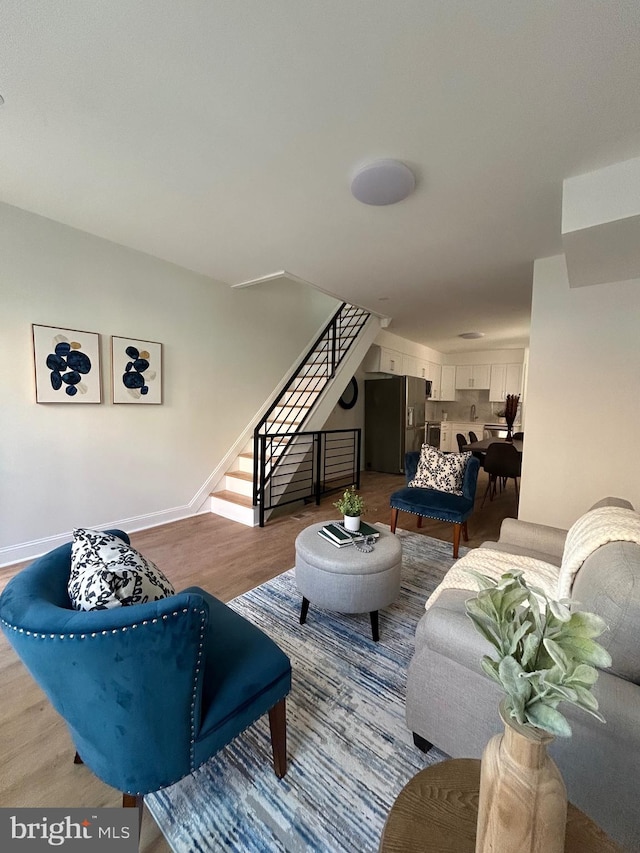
[[406, 497, 640, 851]]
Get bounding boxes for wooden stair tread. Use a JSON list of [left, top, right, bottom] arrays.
[[211, 490, 254, 507], [226, 470, 253, 482]]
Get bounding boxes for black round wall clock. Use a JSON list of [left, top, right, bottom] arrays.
[[338, 376, 359, 410]]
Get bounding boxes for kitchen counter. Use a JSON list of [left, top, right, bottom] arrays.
[[483, 422, 521, 430]]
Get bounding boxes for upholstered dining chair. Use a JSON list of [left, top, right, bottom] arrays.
[[0, 530, 292, 820], [468, 431, 479, 444], [390, 452, 480, 557], [481, 442, 522, 507], [456, 433, 467, 452]]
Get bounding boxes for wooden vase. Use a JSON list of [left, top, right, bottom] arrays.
[[475, 702, 567, 853]]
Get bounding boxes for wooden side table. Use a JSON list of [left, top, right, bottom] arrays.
[[379, 759, 623, 853]]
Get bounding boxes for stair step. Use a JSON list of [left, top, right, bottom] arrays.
[[226, 469, 252, 482], [211, 490, 253, 508], [224, 468, 254, 497]]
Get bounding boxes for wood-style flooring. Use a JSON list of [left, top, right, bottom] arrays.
[[0, 468, 518, 851]]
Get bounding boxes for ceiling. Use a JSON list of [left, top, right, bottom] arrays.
[[2, 1, 640, 353]]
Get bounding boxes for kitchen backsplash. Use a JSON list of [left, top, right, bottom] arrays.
[[426, 389, 519, 424]]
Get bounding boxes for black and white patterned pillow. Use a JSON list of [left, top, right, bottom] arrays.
[[408, 445, 471, 495], [68, 528, 175, 611]]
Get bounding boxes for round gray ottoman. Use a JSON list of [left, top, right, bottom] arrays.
[[295, 521, 403, 641]]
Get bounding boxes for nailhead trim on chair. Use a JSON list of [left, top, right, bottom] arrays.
[[1, 606, 209, 796], [190, 609, 207, 769], [391, 506, 467, 524], [0, 607, 200, 639]]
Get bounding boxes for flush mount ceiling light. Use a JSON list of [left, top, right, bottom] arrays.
[[458, 331, 485, 339], [350, 159, 415, 206]]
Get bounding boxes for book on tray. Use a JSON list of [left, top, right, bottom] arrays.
[[318, 521, 380, 547]]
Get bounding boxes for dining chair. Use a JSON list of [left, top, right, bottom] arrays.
[[456, 433, 467, 452], [0, 530, 292, 821], [481, 442, 522, 507], [512, 431, 524, 441], [468, 431, 479, 443]]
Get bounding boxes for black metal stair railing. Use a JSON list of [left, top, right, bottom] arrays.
[[256, 428, 362, 527], [253, 302, 370, 524]]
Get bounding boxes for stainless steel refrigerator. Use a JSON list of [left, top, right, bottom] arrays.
[[364, 375, 427, 474]]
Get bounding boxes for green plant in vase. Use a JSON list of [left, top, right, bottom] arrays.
[[465, 569, 611, 736], [465, 569, 612, 852]]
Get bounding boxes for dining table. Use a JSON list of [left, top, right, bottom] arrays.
[[462, 437, 523, 454]]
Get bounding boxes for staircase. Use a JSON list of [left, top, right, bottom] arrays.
[[208, 303, 378, 526]]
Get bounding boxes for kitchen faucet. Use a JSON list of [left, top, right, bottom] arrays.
[[470, 404, 477, 421]]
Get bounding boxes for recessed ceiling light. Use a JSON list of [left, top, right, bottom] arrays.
[[458, 331, 485, 339], [350, 160, 415, 206]]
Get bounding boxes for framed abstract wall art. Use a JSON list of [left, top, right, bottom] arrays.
[[111, 336, 163, 404], [32, 324, 102, 403]]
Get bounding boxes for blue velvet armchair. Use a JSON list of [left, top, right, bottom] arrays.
[[390, 452, 480, 557], [0, 530, 292, 815]]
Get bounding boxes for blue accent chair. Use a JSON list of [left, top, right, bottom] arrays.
[[0, 530, 292, 817], [389, 453, 480, 557]]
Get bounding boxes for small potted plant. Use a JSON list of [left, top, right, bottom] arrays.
[[465, 569, 612, 852], [333, 486, 365, 532]]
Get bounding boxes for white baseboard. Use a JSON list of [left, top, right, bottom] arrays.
[[0, 504, 194, 568]]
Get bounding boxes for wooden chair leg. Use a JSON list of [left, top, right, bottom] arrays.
[[123, 793, 143, 836], [462, 521, 469, 542], [481, 479, 492, 508], [390, 507, 399, 533], [416, 516, 423, 528], [453, 523, 462, 558], [269, 697, 287, 779]]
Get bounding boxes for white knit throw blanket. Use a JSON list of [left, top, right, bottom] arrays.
[[425, 547, 559, 612], [557, 506, 640, 599]]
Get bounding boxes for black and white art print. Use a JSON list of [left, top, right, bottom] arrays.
[[111, 336, 162, 404], [32, 324, 102, 403]]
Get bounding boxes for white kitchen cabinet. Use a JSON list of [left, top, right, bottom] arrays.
[[455, 364, 491, 390], [439, 421, 480, 452], [439, 365, 456, 400], [380, 348, 402, 374], [363, 345, 403, 375], [489, 362, 523, 402], [427, 362, 442, 398], [440, 423, 452, 452], [402, 353, 418, 377]]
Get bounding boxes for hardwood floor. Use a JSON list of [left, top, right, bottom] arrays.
[[0, 468, 518, 851]]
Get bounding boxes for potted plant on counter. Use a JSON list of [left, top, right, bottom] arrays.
[[333, 486, 365, 532]]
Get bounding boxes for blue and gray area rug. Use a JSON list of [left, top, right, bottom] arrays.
[[146, 529, 467, 852]]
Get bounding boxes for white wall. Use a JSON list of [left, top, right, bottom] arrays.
[[0, 203, 338, 561], [444, 349, 525, 366], [519, 254, 640, 527], [374, 329, 443, 364]]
